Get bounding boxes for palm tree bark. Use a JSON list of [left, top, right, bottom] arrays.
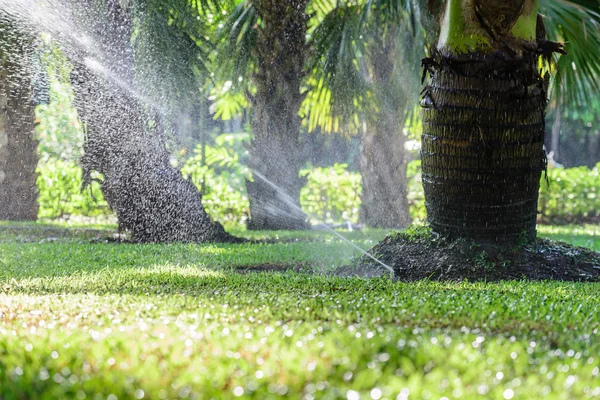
[[0, 19, 39, 221], [359, 111, 411, 229], [421, 0, 553, 243], [245, 0, 310, 230], [550, 100, 561, 162], [359, 29, 413, 229], [67, 0, 233, 242]]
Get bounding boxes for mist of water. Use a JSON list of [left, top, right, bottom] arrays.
[[251, 170, 395, 278], [1, 0, 394, 277]]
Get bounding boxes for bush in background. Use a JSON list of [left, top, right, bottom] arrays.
[[539, 163, 600, 224], [300, 164, 362, 224], [407, 160, 426, 222], [181, 134, 252, 227], [37, 160, 109, 219], [36, 155, 599, 228]]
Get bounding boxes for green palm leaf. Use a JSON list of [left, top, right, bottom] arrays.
[[306, 0, 421, 133], [218, 1, 258, 80], [540, 0, 600, 108]]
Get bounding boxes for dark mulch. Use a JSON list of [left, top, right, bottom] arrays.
[[349, 231, 600, 282]]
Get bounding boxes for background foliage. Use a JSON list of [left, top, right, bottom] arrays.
[[539, 163, 600, 224], [37, 160, 109, 219], [300, 163, 362, 225], [37, 150, 600, 227]]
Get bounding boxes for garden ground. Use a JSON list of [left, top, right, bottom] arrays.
[[0, 222, 599, 399]]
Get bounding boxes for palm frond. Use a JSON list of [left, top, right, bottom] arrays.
[[540, 0, 600, 108], [306, 0, 422, 133], [306, 2, 368, 133], [218, 1, 258, 81], [363, 0, 417, 31], [133, 0, 213, 99]]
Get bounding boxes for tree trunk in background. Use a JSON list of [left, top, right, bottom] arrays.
[[246, 0, 310, 231], [68, 0, 232, 242], [359, 113, 410, 229], [359, 29, 412, 229], [421, 0, 551, 243], [596, 132, 600, 166], [550, 100, 561, 162], [0, 19, 39, 221]]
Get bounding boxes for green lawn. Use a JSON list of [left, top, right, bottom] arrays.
[[1, 223, 599, 399]]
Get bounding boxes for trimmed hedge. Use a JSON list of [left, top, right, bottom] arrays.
[[36, 155, 600, 227], [37, 160, 109, 219], [539, 163, 600, 224]]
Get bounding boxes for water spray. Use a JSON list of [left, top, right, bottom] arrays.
[[251, 170, 395, 279]]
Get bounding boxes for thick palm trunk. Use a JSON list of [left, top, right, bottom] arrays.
[[550, 101, 561, 161], [0, 21, 38, 221], [421, 55, 546, 241], [421, 0, 551, 243], [246, 104, 308, 230], [68, 0, 232, 242], [359, 113, 410, 228], [72, 65, 231, 242], [246, 0, 309, 231]]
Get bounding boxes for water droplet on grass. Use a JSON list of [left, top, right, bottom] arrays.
[[370, 388, 382, 399], [346, 390, 360, 400]]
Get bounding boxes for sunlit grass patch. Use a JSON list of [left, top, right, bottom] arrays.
[[1, 276, 600, 399], [0, 223, 599, 398], [538, 224, 600, 251], [0, 241, 373, 281]]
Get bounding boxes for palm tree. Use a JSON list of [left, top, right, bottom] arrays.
[[309, 0, 422, 229], [64, 0, 234, 242], [219, 0, 311, 230], [220, 0, 423, 229], [0, 15, 39, 221], [543, 0, 600, 162], [419, 0, 599, 243]]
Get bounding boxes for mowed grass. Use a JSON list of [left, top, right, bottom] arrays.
[[0, 223, 599, 399]]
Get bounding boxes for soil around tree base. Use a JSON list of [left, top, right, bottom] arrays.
[[345, 232, 600, 282]]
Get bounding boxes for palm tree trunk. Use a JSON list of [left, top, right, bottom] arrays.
[[358, 25, 415, 229], [359, 114, 411, 228], [551, 101, 561, 162], [421, 0, 550, 243], [72, 65, 232, 242], [0, 23, 39, 221], [245, 0, 310, 231], [596, 133, 600, 166], [67, 0, 232, 242]]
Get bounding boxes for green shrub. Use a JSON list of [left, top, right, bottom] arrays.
[[300, 164, 362, 224], [407, 160, 426, 222], [36, 150, 599, 227], [181, 134, 252, 227], [299, 162, 426, 225], [539, 163, 600, 224], [37, 160, 110, 219]]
